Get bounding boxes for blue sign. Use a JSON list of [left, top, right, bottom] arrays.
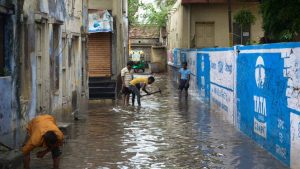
[[237, 52, 290, 165], [197, 53, 210, 98]]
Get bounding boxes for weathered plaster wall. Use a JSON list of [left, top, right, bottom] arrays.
[[151, 47, 167, 72], [88, 0, 113, 10], [0, 77, 12, 137], [0, 0, 88, 149], [167, 1, 190, 50], [0, 0, 23, 148]]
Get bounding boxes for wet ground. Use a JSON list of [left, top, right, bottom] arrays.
[[31, 74, 287, 169]]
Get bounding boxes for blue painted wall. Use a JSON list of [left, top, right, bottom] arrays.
[[237, 52, 289, 165], [196, 53, 210, 98], [168, 42, 300, 167]]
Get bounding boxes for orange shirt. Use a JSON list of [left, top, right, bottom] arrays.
[[22, 115, 64, 155]]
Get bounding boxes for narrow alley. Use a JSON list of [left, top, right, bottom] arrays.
[[30, 74, 286, 169]]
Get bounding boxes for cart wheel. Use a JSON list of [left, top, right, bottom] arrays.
[[142, 69, 145, 72], [134, 69, 138, 73]]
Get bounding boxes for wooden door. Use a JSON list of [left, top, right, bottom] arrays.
[[88, 33, 112, 77], [195, 22, 215, 48]]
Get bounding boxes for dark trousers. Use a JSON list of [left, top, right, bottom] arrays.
[[129, 85, 141, 106], [178, 79, 189, 91]]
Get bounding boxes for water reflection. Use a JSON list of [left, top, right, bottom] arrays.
[[31, 74, 286, 169]]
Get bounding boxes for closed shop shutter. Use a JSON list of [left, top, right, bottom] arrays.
[[88, 33, 112, 77]]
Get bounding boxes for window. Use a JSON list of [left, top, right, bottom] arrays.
[[0, 15, 5, 76], [233, 23, 251, 45]]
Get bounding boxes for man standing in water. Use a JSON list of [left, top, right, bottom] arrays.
[[121, 61, 134, 106], [22, 114, 64, 169], [129, 76, 155, 106], [178, 62, 191, 96]]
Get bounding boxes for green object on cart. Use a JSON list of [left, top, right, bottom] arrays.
[[133, 61, 145, 73]]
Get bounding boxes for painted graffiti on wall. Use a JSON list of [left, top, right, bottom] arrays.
[[168, 42, 300, 168], [209, 49, 235, 124], [237, 51, 289, 164], [197, 53, 210, 98], [210, 50, 234, 90]]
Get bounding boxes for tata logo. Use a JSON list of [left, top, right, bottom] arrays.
[[255, 56, 265, 89]]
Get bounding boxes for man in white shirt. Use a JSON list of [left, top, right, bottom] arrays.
[[121, 61, 134, 106]]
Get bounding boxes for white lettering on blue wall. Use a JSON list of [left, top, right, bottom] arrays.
[[276, 144, 287, 159], [254, 95, 267, 116], [278, 119, 285, 130], [254, 118, 267, 138]]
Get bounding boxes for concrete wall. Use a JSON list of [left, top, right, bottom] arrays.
[[151, 47, 167, 72], [0, 0, 89, 148], [0, 0, 23, 148], [168, 42, 300, 168], [88, 0, 113, 10], [167, 1, 263, 49], [167, 1, 190, 49], [88, 0, 128, 80]]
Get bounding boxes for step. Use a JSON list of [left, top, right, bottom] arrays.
[[88, 82, 116, 88], [0, 150, 23, 169], [89, 93, 115, 99], [89, 87, 115, 93], [89, 77, 111, 82]]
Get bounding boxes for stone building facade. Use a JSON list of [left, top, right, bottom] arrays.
[[0, 0, 89, 148]]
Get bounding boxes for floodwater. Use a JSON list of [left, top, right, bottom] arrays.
[[31, 74, 287, 169]]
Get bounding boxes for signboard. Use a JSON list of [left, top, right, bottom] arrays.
[[237, 52, 290, 164], [88, 10, 113, 33]]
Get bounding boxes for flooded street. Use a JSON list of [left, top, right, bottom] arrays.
[[31, 74, 286, 169]]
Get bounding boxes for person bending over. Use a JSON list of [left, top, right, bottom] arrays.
[[22, 114, 64, 169], [129, 76, 155, 106]]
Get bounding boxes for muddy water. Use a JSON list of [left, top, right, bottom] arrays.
[[31, 74, 286, 169]]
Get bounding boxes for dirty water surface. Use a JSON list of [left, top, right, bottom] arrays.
[[31, 74, 287, 169]]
